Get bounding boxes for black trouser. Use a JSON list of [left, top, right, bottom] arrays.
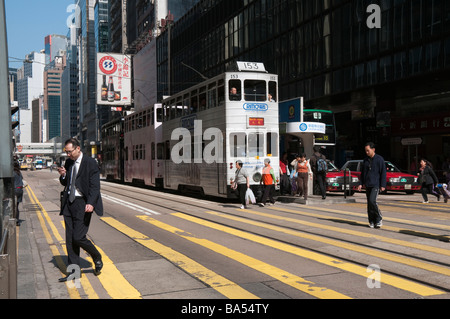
[[365, 187, 382, 225], [237, 183, 248, 206], [280, 174, 290, 195], [315, 172, 326, 198], [421, 183, 439, 202], [63, 198, 101, 267], [261, 184, 275, 204]]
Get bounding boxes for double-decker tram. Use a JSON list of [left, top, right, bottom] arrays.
[[160, 61, 280, 197], [101, 117, 124, 182], [123, 103, 164, 187], [303, 109, 336, 147]]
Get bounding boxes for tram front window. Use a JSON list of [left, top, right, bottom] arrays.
[[229, 79, 241, 101], [244, 80, 266, 102], [230, 132, 247, 157], [248, 132, 264, 157]]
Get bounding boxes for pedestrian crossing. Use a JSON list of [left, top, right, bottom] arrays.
[[24, 185, 450, 299]]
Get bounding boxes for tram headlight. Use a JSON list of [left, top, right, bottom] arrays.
[[253, 172, 262, 182]]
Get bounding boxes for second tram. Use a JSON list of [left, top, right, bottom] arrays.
[[102, 62, 280, 198]]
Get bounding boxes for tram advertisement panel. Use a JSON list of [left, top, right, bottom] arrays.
[[97, 53, 132, 106]]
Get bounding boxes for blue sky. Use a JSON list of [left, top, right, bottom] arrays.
[[5, 0, 74, 67]]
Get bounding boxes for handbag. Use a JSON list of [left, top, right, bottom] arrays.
[[245, 188, 256, 205]]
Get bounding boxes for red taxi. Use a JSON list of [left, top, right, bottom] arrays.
[[325, 161, 360, 196], [340, 160, 421, 194]]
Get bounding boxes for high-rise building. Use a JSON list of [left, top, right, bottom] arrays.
[[8, 68, 17, 103], [16, 51, 45, 143], [157, 0, 450, 167], [44, 34, 68, 65], [61, 25, 80, 142], [76, 0, 99, 155], [95, 0, 110, 52], [44, 55, 66, 140]]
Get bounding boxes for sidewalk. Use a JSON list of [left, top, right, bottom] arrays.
[[16, 196, 50, 298]]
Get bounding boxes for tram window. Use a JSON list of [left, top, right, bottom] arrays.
[[190, 95, 198, 113], [244, 80, 266, 102], [199, 92, 206, 111], [208, 86, 216, 108], [248, 132, 264, 157], [266, 132, 278, 156], [230, 133, 247, 157], [170, 104, 177, 120], [229, 80, 241, 101], [269, 81, 277, 102], [176, 105, 183, 118], [157, 143, 164, 160], [165, 140, 170, 160], [183, 95, 190, 115], [151, 142, 155, 160], [151, 107, 154, 126], [218, 85, 225, 106], [156, 108, 163, 122]]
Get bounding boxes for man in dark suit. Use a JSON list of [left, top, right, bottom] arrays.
[[57, 138, 103, 282]]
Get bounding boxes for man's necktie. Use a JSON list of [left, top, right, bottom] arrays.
[[69, 163, 77, 203]]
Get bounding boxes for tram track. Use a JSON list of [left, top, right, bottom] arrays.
[[100, 181, 450, 294]]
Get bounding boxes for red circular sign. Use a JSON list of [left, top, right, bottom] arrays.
[[99, 56, 118, 75], [17, 145, 23, 152]]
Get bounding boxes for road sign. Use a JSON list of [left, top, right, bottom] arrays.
[[401, 137, 422, 146]]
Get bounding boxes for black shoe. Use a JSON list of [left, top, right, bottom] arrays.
[[58, 272, 81, 282], [94, 258, 103, 275]]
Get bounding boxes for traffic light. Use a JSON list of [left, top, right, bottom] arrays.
[[11, 106, 18, 129]]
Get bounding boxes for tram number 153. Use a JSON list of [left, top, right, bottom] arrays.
[[236, 61, 266, 72]]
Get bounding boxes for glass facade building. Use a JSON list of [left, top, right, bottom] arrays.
[[157, 0, 450, 169]]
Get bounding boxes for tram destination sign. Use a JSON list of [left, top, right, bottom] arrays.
[[236, 61, 266, 73]]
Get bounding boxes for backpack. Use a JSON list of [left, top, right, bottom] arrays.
[[316, 156, 327, 173]]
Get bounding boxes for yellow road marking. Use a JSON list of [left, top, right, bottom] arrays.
[[101, 216, 258, 299], [303, 205, 450, 231], [270, 206, 450, 241], [224, 210, 450, 276], [25, 186, 81, 299], [171, 212, 445, 297], [29, 187, 100, 299], [27, 186, 139, 299], [137, 215, 351, 299], [239, 208, 450, 257]]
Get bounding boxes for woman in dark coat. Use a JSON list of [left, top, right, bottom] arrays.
[[418, 159, 439, 203]]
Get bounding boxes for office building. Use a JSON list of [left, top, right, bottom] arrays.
[[44, 34, 68, 65], [16, 51, 46, 143], [61, 25, 80, 141], [156, 0, 450, 168], [44, 55, 66, 140]]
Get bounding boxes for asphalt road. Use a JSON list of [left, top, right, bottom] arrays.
[[16, 169, 450, 304]]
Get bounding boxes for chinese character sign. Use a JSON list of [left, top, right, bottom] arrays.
[[97, 53, 132, 106]]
